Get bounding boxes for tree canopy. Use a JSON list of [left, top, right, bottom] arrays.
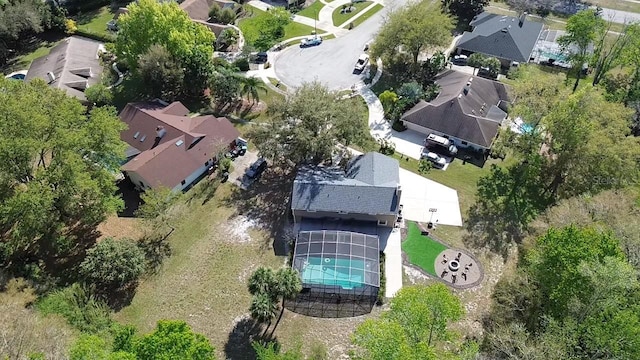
[[371, 0, 453, 69], [115, 0, 216, 95], [250, 82, 365, 165], [80, 237, 146, 290], [352, 284, 468, 360], [468, 70, 640, 251], [0, 78, 126, 273], [442, 0, 488, 25]]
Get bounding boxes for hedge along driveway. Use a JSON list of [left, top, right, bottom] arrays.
[[401, 221, 447, 276], [332, 1, 373, 26]]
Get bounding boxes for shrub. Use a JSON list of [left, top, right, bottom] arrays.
[[379, 139, 395, 155], [391, 121, 407, 132], [80, 238, 146, 290], [208, 3, 222, 21], [418, 157, 433, 174], [377, 252, 386, 305], [220, 8, 237, 24], [37, 284, 112, 334], [65, 19, 77, 34], [397, 81, 424, 104], [233, 57, 250, 71]]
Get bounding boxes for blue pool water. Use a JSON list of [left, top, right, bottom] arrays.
[[520, 123, 535, 134], [302, 257, 366, 290]]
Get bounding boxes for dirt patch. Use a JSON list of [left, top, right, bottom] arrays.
[[224, 215, 263, 243], [97, 215, 144, 240]]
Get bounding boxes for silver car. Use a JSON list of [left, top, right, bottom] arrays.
[[422, 151, 447, 168]]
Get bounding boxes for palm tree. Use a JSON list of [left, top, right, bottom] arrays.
[[240, 76, 268, 104], [268, 268, 302, 338], [249, 292, 278, 337], [248, 267, 276, 295]]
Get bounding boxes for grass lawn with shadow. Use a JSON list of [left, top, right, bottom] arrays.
[[75, 6, 114, 36], [240, 5, 320, 47], [402, 221, 447, 276], [349, 3, 383, 28], [332, 1, 372, 26]]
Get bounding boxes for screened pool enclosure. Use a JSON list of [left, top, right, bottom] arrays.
[[286, 230, 380, 318]]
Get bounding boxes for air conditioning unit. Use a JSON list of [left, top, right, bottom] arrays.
[[46, 71, 56, 83]]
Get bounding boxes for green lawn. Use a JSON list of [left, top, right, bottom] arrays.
[[349, 3, 383, 28], [296, 0, 325, 20], [402, 222, 448, 276], [332, 1, 372, 26], [240, 5, 319, 47], [75, 6, 115, 36]]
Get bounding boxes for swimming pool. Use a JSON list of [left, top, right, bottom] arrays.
[[520, 123, 535, 134], [301, 257, 366, 290]]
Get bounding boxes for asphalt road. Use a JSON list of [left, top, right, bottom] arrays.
[[274, 5, 391, 91]]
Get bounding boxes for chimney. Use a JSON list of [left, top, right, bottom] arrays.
[[156, 126, 166, 139], [519, 12, 527, 27]]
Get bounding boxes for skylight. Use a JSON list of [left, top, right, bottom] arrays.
[[176, 140, 184, 147]]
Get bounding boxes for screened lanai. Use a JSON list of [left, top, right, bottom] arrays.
[[286, 230, 380, 318]]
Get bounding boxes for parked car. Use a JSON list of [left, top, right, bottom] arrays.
[[300, 36, 322, 47], [107, 20, 118, 32], [424, 133, 458, 156], [354, 54, 369, 72], [421, 151, 447, 168], [250, 52, 268, 63], [477, 66, 498, 80], [246, 158, 268, 179], [452, 54, 468, 65]]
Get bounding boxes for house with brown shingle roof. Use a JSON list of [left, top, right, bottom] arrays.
[[401, 70, 510, 151], [119, 101, 240, 191]]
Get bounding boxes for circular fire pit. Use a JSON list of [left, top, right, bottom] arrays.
[[448, 260, 460, 272]]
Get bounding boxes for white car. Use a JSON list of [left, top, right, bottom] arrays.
[[422, 151, 447, 168], [354, 54, 369, 72], [300, 36, 322, 47]]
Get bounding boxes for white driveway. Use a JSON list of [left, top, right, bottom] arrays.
[[399, 169, 462, 226], [379, 228, 402, 298]]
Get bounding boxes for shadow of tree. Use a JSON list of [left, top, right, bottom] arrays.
[[463, 204, 526, 259], [224, 317, 279, 360], [222, 167, 295, 256]]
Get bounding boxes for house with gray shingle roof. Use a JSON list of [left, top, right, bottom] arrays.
[[401, 69, 510, 151], [455, 12, 544, 66], [291, 152, 401, 228]]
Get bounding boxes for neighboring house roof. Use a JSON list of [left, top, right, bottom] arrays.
[[193, 20, 229, 37], [25, 36, 104, 101], [402, 70, 510, 148], [120, 101, 240, 189], [113, 7, 128, 20], [457, 12, 544, 63], [180, 0, 238, 21], [291, 153, 400, 216]]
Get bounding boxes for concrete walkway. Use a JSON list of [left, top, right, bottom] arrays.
[[383, 229, 403, 298]]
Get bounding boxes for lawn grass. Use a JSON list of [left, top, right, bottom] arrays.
[[332, 1, 373, 26], [75, 6, 114, 36], [240, 5, 320, 45], [296, 0, 324, 20], [587, 0, 640, 14], [349, 3, 383, 28], [402, 222, 448, 276]]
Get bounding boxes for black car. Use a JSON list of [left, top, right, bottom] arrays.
[[245, 158, 267, 179]]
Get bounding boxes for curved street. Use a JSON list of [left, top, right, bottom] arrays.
[[273, 0, 403, 90]]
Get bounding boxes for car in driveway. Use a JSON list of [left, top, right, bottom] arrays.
[[245, 158, 268, 179], [421, 151, 447, 168], [425, 133, 458, 156], [452, 54, 468, 65], [354, 54, 369, 72], [300, 36, 322, 47]]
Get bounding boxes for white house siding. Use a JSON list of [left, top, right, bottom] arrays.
[[402, 121, 488, 152], [126, 170, 150, 191], [172, 164, 209, 192]]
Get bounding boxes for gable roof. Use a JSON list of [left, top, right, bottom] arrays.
[[291, 153, 400, 216], [402, 70, 509, 148], [25, 36, 104, 101], [120, 101, 240, 189], [457, 12, 544, 63]]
